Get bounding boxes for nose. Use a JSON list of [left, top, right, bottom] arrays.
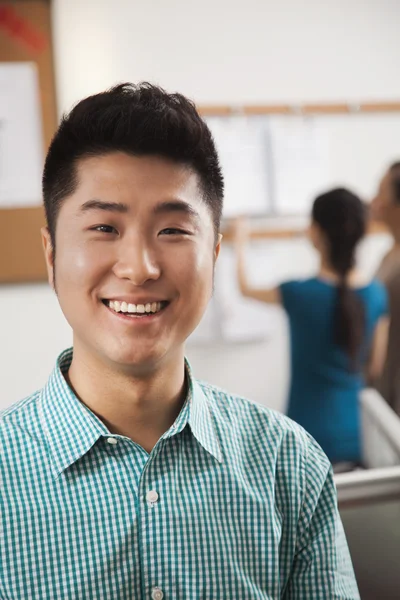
[[113, 235, 161, 285]]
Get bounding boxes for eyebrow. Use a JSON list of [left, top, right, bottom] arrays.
[[152, 200, 200, 220], [79, 198, 200, 220], [79, 199, 129, 213]]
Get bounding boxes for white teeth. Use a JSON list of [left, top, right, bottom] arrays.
[[108, 300, 164, 315]]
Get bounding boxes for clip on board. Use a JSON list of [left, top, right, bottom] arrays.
[[0, 1, 57, 283]]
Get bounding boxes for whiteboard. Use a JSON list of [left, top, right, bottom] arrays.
[[0, 62, 44, 208], [191, 112, 400, 344], [205, 112, 400, 218], [269, 116, 329, 215], [187, 243, 279, 344], [205, 115, 272, 218]]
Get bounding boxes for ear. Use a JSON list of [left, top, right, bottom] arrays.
[[41, 227, 55, 290], [214, 233, 223, 261]]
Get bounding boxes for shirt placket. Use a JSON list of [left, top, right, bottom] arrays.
[[136, 438, 176, 600]]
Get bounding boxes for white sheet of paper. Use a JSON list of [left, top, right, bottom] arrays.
[[213, 245, 274, 343], [206, 115, 271, 218], [269, 116, 329, 215], [0, 62, 44, 208]]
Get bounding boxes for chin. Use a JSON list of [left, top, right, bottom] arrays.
[[107, 346, 168, 372]]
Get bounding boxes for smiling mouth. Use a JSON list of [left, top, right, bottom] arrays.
[[102, 299, 169, 317]]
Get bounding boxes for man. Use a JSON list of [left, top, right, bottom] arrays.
[[0, 83, 359, 599], [372, 162, 400, 414]]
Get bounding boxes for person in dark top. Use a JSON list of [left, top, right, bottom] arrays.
[[372, 162, 400, 414], [235, 188, 389, 465]]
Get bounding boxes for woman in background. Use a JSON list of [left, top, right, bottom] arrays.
[[235, 188, 389, 467], [371, 162, 400, 414]]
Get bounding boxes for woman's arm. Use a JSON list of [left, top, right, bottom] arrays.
[[367, 316, 390, 383], [234, 217, 281, 305]]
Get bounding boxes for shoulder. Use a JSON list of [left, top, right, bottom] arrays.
[[279, 277, 324, 296], [364, 278, 387, 295], [0, 389, 41, 420], [279, 278, 325, 312], [199, 378, 306, 440], [198, 380, 330, 476], [0, 390, 42, 447], [362, 278, 389, 312], [279, 278, 310, 293], [0, 392, 44, 510]]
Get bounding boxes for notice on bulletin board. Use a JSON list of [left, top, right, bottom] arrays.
[[0, 62, 44, 208], [206, 115, 272, 218], [269, 116, 330, 215]]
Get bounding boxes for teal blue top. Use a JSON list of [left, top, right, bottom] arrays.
[[0, 349, 359, 599], [280, 277, 388, 463]]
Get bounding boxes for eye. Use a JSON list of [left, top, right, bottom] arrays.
[[91, 225, 118, 234], [160, 228, 189, 236]]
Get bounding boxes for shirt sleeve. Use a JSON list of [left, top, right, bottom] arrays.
[[279, 281, 299, 316], [283, 437, 360, 600]]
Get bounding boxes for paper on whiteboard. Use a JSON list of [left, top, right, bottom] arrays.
[[0, 62, 44, 208], [206, 115, 271, 218], [187, 244, 275, 345], [269, 116, 330, 215], [211, 245, 274, 343]]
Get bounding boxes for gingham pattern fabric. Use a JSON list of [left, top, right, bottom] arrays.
[[0, 349, 359, 599]]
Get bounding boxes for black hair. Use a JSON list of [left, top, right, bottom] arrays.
[[312, 188, 367, 369], [42, 82, 224, 250], [389, 162, 400, 202]]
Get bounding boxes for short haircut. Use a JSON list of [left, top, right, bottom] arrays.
[[42, 83, 224, 248]]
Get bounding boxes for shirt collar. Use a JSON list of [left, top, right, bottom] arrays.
[[40, 348, 109, 478], [184, 360, 223, 464], [40, 349, 223, 478]]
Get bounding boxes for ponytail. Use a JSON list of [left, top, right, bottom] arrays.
[[335, 276, 365, 370], [312, 189, 367, 369]]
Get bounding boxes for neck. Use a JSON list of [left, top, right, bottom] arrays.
[[319, 258, 340, 279], [66, 343, 187, 453], [318, 258, 357, 284]]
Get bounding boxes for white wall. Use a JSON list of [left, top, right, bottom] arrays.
[[52, 0, 400, 113], [2, 0, 399, 410], [1, 283, 72, 407]]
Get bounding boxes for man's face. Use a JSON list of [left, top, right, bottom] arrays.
[[42, 152, 221, 373], [371, 169, 400, 231]]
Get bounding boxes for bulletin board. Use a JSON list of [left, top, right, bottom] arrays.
[[0, 0, 56, 283], [202, 106, 400, 223]]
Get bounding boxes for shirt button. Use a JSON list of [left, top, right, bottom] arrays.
[[151, 587, 164, 600], [146, 490, 159, 504], [106, 437, 118, 445]]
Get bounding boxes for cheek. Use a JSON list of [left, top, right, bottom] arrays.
[[55, 239, 109, 288], [174, 245, 215, 295]]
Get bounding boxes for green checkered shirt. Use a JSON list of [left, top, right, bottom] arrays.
[[0, 349, 359, 599]]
